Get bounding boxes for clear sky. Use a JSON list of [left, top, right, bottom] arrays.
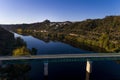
[[0, 0, 120, 24]]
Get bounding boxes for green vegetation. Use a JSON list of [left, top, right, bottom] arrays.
[[12, 37, 37, 56], [14, 37, 26, 47], [0, 26, 39, 80], [0, 26, 37, 55], [13, 46, 30, 56], [3, 16, 120, 52], [17, 28, 23, 34]]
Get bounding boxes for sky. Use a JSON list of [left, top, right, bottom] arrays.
[[0, 0, 120, 24]]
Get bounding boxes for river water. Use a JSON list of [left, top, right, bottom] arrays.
[[14, 33, 120, 80]]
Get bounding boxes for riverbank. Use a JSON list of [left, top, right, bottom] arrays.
[[2, 16, 120, 53]]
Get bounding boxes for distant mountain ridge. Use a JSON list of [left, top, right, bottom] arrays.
[[2, 15, 120, 52], [3, 16, 120, 40]]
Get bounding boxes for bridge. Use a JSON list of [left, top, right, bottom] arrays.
[[0, 53, 120, 61], [0, 53, 120, 80]]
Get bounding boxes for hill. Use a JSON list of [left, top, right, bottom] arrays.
[[0, 26, 15, 55], [2, 16, 120, 52]]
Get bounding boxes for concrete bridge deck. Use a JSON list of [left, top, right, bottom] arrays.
[[0, 53, 120, 61]]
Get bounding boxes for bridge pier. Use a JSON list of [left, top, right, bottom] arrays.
[[44, 62, 48, 80], [85, 60, 92, 80]]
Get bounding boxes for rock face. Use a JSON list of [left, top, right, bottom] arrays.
[[0, 26, 15, 55]]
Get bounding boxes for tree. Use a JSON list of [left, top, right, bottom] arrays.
[[17, 28, 23, 34], [99, 33, 109, 49], [13, 46, 30, 56], [31, 48, 37, 55], [43, 19, 50, 23], [15, 37, 26, 47]]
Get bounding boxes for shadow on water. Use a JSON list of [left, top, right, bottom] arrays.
[[0, 32, 120, 80]]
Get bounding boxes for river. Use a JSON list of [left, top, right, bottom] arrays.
[[14, 33, 120, 80]]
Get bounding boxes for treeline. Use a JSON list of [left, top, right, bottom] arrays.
[[26, 32, 117, 52], [3, 15, 120, 52]]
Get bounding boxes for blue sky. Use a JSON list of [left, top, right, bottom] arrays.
[[0, 0, 120, 24]]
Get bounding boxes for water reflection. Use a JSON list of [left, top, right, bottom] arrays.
[[14, 33, 91, 55], [0, 33, 120, 80]]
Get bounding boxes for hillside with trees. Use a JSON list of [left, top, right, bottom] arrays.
[[0, 26, 15, 55], [3, 16, 120, 53]]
